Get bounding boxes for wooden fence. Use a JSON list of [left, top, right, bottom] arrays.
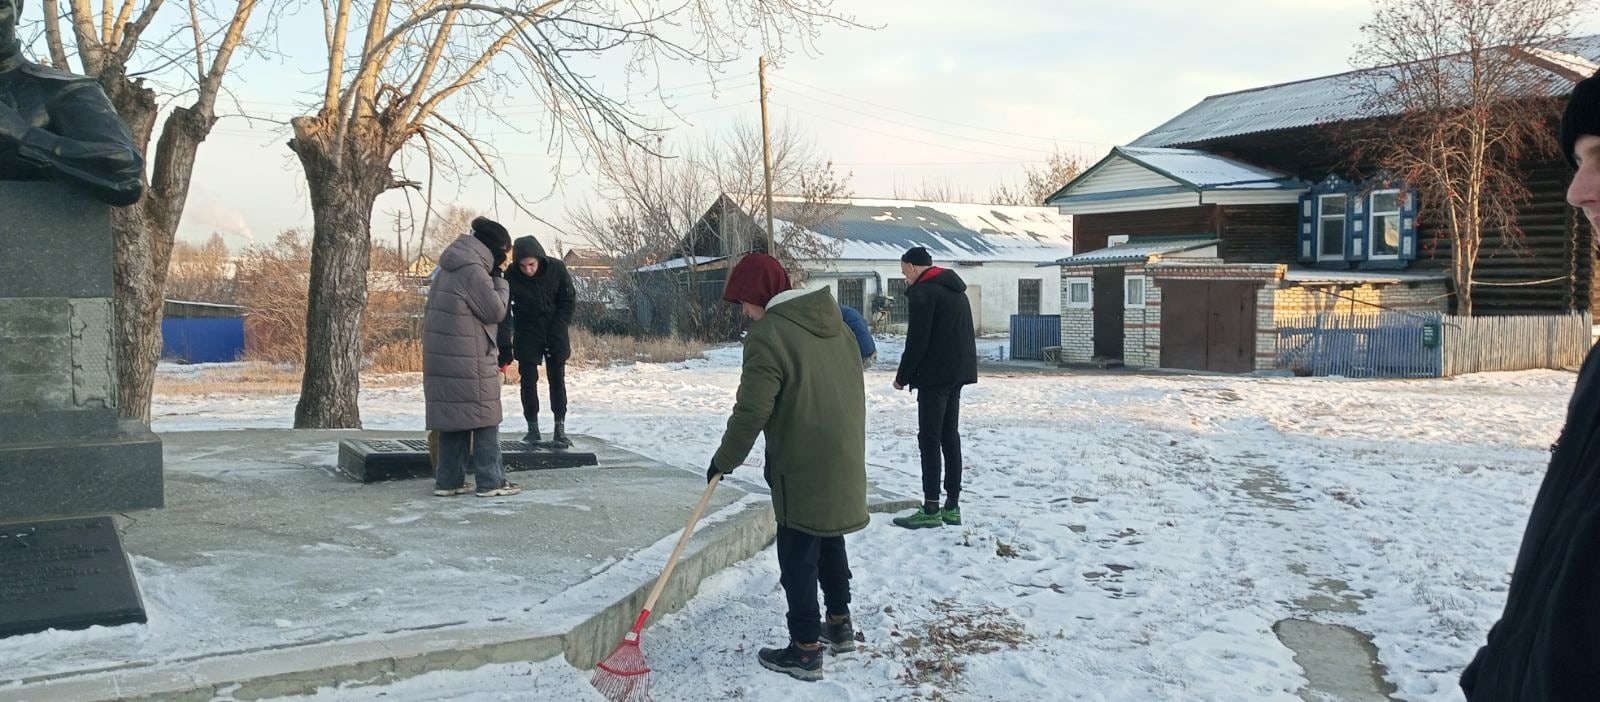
[[1277, 310, 1590, 378], [1440, 310, 1591, 376]]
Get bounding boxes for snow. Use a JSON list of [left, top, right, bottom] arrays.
[[136, 345, 1576, 701], [771, 197, 1074, 265], [1115, 147, 1298, 188]]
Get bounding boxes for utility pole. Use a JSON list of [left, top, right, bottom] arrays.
[[758, 55, 776, 256], [391, 210, 406, 275]]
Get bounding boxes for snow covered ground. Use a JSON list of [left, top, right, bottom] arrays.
[[148, 337, 1569, 702]]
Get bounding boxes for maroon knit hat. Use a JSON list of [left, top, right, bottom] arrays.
[[722, 252, 791, 307]]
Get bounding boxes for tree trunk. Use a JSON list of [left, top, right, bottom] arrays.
[[103, 78, 161, 422], [289, 120, 390, 428]]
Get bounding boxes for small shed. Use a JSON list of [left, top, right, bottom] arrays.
[[162, 299, 245, 363]]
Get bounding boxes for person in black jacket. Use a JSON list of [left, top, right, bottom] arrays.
[[497, 235, 578, 448], [890, 246, 977, 530], [1459, 69, 1600, 701]]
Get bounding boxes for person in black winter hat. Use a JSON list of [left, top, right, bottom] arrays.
[[471, 217, 512, 261], [1459, 69, 1600, 701], [497, 235, 578, 447], [890, 246, 977, 530]]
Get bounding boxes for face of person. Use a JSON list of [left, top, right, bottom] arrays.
[[1568, 134, 1600, 241], [900, 261, 915, 279], [518, 256, 540, 276], [742, 301, 765, 321]]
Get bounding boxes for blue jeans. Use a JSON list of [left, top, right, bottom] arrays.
[[435, 426, 506, 491]]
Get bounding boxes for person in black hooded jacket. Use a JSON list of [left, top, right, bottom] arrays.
[[497, 235, 578, 447], [891, 246, 977, 530], [1458, 69, 1600, 701]]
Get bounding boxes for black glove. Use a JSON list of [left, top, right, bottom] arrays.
[[489, 263, 504, 278], [498, 350, 513, 368], [707, 461, 729, 483]]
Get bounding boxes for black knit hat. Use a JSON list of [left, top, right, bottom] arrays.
[[1561, 69, 1600, 167], [470, 216, 511, 256], [901, 246, 933, 266]]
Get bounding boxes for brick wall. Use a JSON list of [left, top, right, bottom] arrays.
[[1060, 273, 1094, 362], [1123, 267, 1160, 367]]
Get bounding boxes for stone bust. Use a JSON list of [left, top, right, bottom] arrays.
[[0, 0, 144, 206]]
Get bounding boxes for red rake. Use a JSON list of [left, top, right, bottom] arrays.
[[592, 474, 723, 702]]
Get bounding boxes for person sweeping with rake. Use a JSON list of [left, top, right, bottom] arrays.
[[590, 252, 868, 697]]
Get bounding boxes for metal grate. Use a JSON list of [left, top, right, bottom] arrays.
[[837, 278, 865, 314], [1017, 279, 1041, 316], [887, 278, 909, 323]]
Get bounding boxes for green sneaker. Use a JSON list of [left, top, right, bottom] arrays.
[[892, 507, 945, 529], [941, 507, 962, 526]]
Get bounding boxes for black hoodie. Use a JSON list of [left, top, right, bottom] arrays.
[[895, 266, 977, 389], [496, 236, 577, 365], [1461, 343, 1600, 700]]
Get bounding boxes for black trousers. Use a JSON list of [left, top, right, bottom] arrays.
[[775, 525, 852, 644], [916, 384, 963, 507], [518, 356, 567, 420]]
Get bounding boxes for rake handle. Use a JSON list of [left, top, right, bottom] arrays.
[[633, 473, 722, 632]]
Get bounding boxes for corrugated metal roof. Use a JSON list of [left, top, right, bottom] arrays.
[[775, 198, 1073, 263], [1116, 147, 1299, 188], [1131, 35, 1600, 148], [1051, 238, 1218, 267], [636, 255, 725, 272]]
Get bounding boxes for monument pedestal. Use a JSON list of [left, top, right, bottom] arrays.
[[0, 182, 163, 524]]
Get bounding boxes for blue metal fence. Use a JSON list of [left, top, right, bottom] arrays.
[[1275, 311, 1442, 378], [1009, 314, 1061, 361], [162, 316, 245, 363]]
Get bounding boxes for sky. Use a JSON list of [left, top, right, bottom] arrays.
[[56, 0, 1600, 253]]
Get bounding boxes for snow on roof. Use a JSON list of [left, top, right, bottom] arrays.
[[774, 197, 1073, 264], [636, 255, 725, 272], [1115, 147, 1299, 188], [1282, 268, 1450, 285], [1131, 34, 1600, 148], [1050, 238, 1218, 267]]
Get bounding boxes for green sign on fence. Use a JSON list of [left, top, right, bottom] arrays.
[[1422, 322, 1441, 348]]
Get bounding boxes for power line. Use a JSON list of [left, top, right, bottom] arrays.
[[783, 76, 1112, 149], [776, 86, 1057, 155], [768, 99, 1043, 159]]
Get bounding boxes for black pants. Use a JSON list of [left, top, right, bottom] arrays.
[[518, 356, 567, 420], [916, 384, 963, 507], [775, 525, 851, 644]]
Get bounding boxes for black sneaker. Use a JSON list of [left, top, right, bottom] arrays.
[[820, 616, 856, 653], [757, 642, 823, 681]]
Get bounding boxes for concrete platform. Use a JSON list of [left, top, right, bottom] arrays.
[[0, 430, 916, 702]]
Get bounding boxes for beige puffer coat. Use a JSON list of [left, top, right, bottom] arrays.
[[423, 235, 509, 431]]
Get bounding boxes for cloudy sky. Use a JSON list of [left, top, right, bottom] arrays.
[[107, 0, 1600, 251]]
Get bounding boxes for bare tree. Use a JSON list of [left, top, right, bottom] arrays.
[[572, 121, 848, 339], [1350, 0, 1589, 315], [420, 203, 478, 260], [287, 0, 858, 428], [34, 0, 266, 421], [709, 122, 846, 281], [893, 178, 975, 203], [991, 150, 1085, 206], [167, 233, 236, 303]]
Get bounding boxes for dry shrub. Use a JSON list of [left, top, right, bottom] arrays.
[[236, 229, 424, 364], [566, 327, 707, 367], [154, 361, 303, 395], [369, 339, 424, 373]]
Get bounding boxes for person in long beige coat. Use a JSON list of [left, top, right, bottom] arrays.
[[423, 217, 520, 497]]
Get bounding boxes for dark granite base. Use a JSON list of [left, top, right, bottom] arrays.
[[0, 515, 146, 639], [336, 437, 599, 483], [0, 421, 163, 524]]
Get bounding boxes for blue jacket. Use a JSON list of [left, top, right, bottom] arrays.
[[840, 304, 875, 360]]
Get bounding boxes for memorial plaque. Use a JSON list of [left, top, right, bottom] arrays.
[[0, 516, 146, 639], [336, 437, 599, 483]]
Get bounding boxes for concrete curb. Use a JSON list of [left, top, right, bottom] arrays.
[[0, 492, 917, 702]]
